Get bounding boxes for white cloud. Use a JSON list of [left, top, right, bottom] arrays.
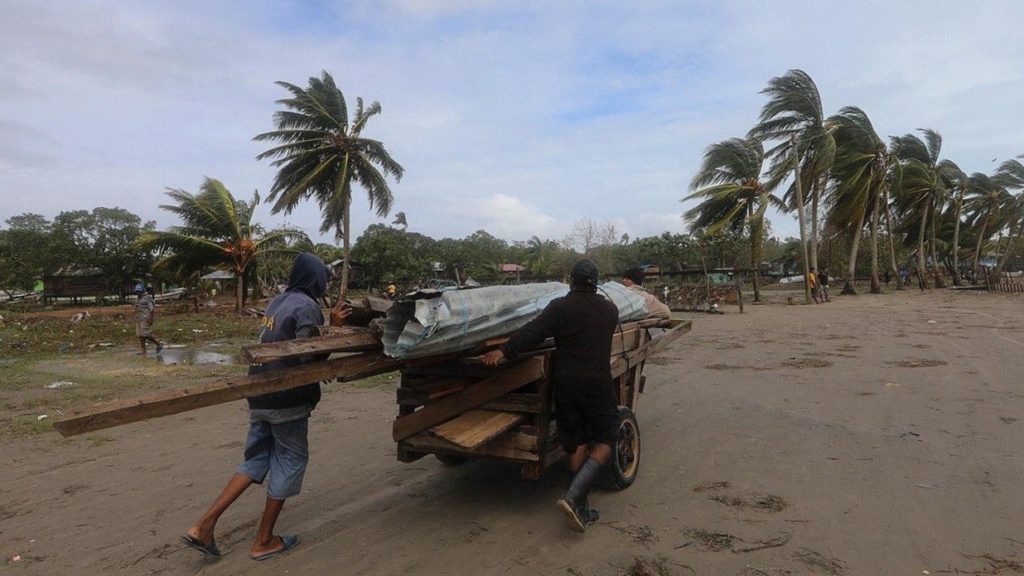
[[2, 0, 1023, 246]]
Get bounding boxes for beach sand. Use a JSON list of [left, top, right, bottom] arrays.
[[3, 289, 1023, 575]]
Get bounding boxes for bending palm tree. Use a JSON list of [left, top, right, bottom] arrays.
[[964, 173, 1012, 276], [138, 178, 305, 310], [684, 137, 782, 302], [255, 71, 404, 300], [993, 157, 1024, 275], [891, 129, 947, 288], [827, 107, 891, 294], [749, 69, 836, 275], [937, 160, 969, 284]]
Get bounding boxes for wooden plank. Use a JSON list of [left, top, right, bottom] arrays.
[[430, 409, 525, 449], [401, 430, 540, 461], [241, 327, 380, 363], [392, 357, 544, 442], [54, 353, 400, 437], [610, 320, 692, 378], [396, 383, 468, 406], [479, 393, 543, 414]]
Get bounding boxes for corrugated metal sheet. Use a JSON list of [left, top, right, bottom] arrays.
[[380, 281, 648, 359]]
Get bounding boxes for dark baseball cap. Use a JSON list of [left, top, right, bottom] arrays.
[[570, 259, 599, 286]]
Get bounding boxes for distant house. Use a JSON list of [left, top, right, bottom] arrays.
[[500, 263, 526, 283], [44, 267, 132, 304]]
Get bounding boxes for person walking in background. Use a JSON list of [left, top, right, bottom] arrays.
[[818, 270, 831, 303], [134, 283, 163, 355], [806, 270, 820, 304]]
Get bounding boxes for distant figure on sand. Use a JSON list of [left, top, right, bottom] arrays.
[[134, 284, 163, 355], [818, 270, 831, 302], [806, 271, 820, 304]]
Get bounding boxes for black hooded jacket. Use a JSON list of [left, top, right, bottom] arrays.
[[247, 252, 330, 410]]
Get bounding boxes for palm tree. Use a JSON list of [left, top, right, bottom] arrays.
[[138, 178, 305, 310], [749, 69, 836, 275], [937, 160, 969, 284], [391, 211, 408, 231], [993, 157, 1024, 275], [684, 137, 782, 302], [891, 129, 947, 288], [826, 107, 891, 294], [964, 173, 1012, 276], [255, 71, 404, 300]]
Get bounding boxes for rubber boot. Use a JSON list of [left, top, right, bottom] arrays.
[[556, 458, 603, 532]]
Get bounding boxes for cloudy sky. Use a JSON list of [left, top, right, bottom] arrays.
[[2, 0, 1022, 244]]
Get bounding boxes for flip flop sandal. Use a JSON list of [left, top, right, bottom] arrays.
[[252, 534, 301, 561], [182, 535, 222, 558]]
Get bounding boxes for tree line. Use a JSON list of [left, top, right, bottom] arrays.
[[685, 69, 1024, 302]]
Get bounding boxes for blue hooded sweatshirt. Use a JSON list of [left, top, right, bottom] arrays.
[[247, 252, 331, 410]]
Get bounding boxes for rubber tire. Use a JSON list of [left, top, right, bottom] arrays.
[[435, 454, 467, 466], [606, 406, 641, 490]]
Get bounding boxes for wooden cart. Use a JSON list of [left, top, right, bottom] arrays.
[[391, 318, 691, 486]]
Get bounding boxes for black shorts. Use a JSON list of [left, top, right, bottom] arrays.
[[554, 384, 619, 451]]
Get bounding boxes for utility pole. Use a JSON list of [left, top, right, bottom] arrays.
[[791, 134, 813, 304]]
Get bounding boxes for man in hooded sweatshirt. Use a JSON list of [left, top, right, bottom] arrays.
[[482, 258, 619, 533], [183, 252, 349, 561]]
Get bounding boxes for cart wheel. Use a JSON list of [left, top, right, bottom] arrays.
[[435, 454, 467, 466], [606, 406, 640, 490]]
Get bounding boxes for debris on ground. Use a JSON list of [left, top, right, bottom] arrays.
[[731, 533, 791, 553], [708, 493, 788, 512], [610, 524, 657, 546], [46, 381, 75, 389], [792, 547, 845, 574], [69, 311, 92, 323], [622, 556, 694, 576], [685, 528, 736, 551], [693, 481, 731, 493]]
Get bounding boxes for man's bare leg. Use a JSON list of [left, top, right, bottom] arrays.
[[138, 337, 147, 355], [186, 473, 254, 546], [250, 498, 286, 557]]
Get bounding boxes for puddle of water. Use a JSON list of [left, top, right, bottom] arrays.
[[158, 349, 236, 366]]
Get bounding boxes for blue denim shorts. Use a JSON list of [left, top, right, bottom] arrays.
[[236, 417, 309, 500]]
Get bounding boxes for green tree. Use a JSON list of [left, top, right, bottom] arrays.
[[937, 160, 970, 284], [138, 178, 306, 310], [993, 157, 1024, 275], [891, 129, 948, 287], [684, 137, 781, 302], [351, 224, 434, 288], [827, 107, 892, 294], [749, 69, 836, 275], [964, 173, 1012, 275], [255, 71, 404, 300], [0, 213, 54, 291]]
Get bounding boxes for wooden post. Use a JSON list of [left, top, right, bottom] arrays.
[[735, 275, 744, 313]]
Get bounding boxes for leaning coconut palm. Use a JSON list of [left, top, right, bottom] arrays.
[[891, 129, 947, 287], [964, 173, 1012, 276], [391, 211, 408, 231], [937, 160, 970, 284], [684, 137, 783, 302], [138, 178, 307, 310], [992, 158, 1024, 276], [749, 69, 836, 275], [826, 107, 891, 294], [255, 71, 404, 300]]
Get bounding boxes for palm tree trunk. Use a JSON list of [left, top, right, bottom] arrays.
[[234, 274, 243, 311], [843, 210, 866, 295], [811, 175, 822, 273], [973, 217, 988, 277], [791, 135, 812, 304], [883, 191, 905, 291], [994, 223, 1022, 277], [870, 189, 882, 294], [931, 209, 945, 288], [340, 192, 352, 301], [952, 191, 962, 286], [749, 202, 761, 303], [916, 203, 929, 289]]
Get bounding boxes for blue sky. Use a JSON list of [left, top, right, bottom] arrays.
[[2, 0, 1023, 245]]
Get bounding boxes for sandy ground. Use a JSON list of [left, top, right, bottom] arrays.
[[3, 290, 1024, 575]]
